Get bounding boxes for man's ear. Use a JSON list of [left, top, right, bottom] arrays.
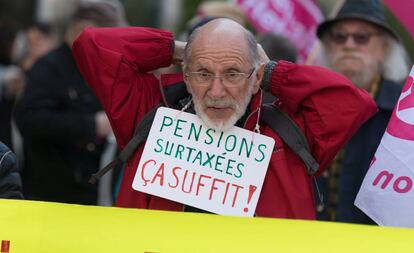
[[252, 63, 265, 94], [183, 65, 192, 94], [184, 77, 193, 95]]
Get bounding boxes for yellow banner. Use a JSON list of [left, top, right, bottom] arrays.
[[0, 199, 413, 252]]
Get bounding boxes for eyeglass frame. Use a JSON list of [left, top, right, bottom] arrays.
[[185, 68, 256, 87], [328, 30, 382, 45]]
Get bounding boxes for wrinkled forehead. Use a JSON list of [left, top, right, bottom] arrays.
[[191, 22, 250, 60]]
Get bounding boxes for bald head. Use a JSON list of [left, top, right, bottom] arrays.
[[194, 18, 246, 41], [183, 18, 259, 70]]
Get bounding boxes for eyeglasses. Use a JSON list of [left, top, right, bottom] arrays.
[[329, 31, 381, 45], [185, 68, 255, 87]]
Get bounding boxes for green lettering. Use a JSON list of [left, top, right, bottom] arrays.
[[215, 155, 224, 172], [160, 116, 173, 132], [175, 144, 185, 160], [164, 141, 174, 156], [225, 159, 235, 176], [185, 147, 196, 162], [202, 152, 215, 168], [217, 131, 224, 148], [154, 138, 163, 153], [225, 134, 237, 152], [239, 137, 253, 158], [255, 144, 267, 162], [188, 123, 202, 141], [192, 150, 203, 165], [235, 163, 244, 178], [173, 119, 187, 138], [204, 128, 215, 145]]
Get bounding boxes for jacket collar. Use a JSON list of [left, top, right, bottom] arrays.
[[376, 79, 403, 111], [242, 89, 264, 131]]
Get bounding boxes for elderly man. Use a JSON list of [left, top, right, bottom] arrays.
[[73, 18, 376, 219], [316, 0, 410, 223]]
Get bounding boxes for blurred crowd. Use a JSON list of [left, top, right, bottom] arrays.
[[0, 0, 412, 226]]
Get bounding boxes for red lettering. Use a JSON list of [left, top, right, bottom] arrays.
[[393, 176, 413, 193], [372, 170, 394, 189], [168, 166, 181, 188], [196, 174, 212, 196], [151, 163, 165, 186], [222, 182, 231, 205], [368, 156, 376, 170], [139, 161, 253, 212], [372, 170, 413, 194], [231, 184, 244, 207], [141, 159, 156, 186], [209, 178, 225, 200], [181, 170, 196, 193]]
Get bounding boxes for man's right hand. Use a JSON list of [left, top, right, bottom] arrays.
[[257, 44, 270, 64], [172, 40, 186, 67]]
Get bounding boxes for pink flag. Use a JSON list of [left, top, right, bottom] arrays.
[[383, 0, 414, 40], [355, 65, 414, 228], [235, 0, 323, 63]]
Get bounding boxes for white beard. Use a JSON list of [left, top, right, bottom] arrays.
[[322, 48, 380, 89], [192, 86, 253, 132]]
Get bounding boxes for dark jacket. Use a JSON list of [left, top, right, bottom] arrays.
[[14, 43, 105, 204], [336, 79, 403, 224], [0, 141, 23, 199], [0, 66, 15, 148]]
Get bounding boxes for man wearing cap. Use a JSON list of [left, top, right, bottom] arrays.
[[14, 2, 125, 204], [316, 0, 410, 224]]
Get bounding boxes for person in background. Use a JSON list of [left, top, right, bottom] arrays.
[[186, 1, 246, 36], [316, 0, 411, 223], [256, 33, 298, 63], [0, 141, 23, 199], [0, 20, 26, 149], [72, 18, 376, 219], [14, 2, 124, 205], [20, 22, 58, 72]]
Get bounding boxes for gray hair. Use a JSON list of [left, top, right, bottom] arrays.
[[183, 23, 260, 71], [382, 38, 411, 82]]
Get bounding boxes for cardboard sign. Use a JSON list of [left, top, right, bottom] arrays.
[[132, 107, 275, 216]]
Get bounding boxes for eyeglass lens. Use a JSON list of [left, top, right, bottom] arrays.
[[330, 31, 373, 45]]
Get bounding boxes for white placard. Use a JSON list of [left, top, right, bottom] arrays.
[[132, 107, 275, 217], [355, 65, 414, 228]]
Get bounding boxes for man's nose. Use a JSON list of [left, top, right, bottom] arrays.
[[207, 76, 227, 98], [343, 35, 358, 48]]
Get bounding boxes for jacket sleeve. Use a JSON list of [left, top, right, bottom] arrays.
[[0, 142, 24, 199], [72, 27, 174, 148], [269, 60, 378, 172]]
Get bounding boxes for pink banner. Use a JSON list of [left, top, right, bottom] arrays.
[[383, 0, 414, 40], [235, 0, 323, 63], [355, 65, 414, 228]]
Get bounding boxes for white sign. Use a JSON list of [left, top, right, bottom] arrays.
[[355, 65, 414, 228], [132, 107, 275, 217]]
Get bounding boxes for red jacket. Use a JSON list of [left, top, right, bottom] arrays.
[[73, 27, 377, 219]]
